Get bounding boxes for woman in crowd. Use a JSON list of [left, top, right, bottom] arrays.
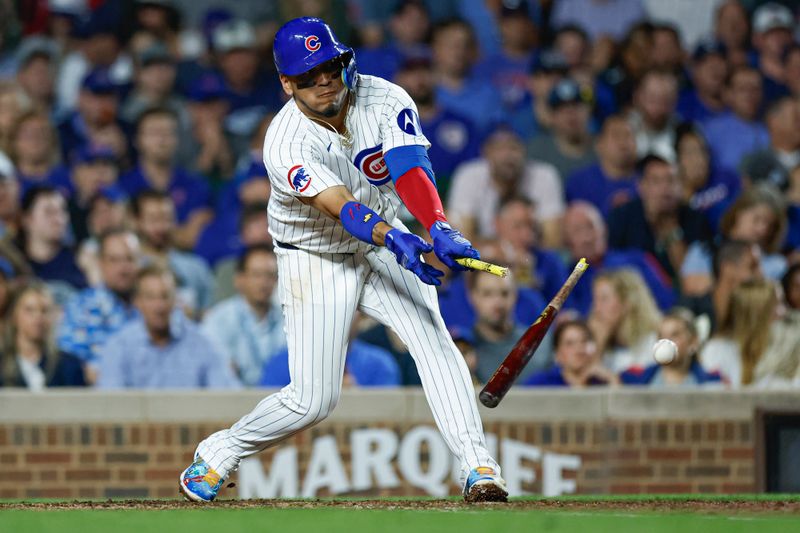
[[700, 278, 778, 386], [588, 269, 661, 372], [0, 282, 85, 389], [621, 308, 721, 386]]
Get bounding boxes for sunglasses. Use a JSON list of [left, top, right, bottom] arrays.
[[292, 57, 346, 89]]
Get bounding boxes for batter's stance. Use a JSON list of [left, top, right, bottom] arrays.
[[180, 17, 507, 503]]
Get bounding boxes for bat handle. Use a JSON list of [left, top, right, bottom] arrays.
[[479, 390, 500, 408]]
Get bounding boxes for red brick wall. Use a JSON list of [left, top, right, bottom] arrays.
[[0, 417, 755, 499]]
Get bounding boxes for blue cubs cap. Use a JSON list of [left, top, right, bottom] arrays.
[[692, 40, 726, 62], [75, 144, 116, 165], [186, 72, 226, 102], [548, 78, 593, 108], [82, 68, 118, 94], [273, 17, 353, 77]]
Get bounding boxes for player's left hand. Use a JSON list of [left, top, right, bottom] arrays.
[[429, 221, 480, 271], [385, 229, 445, 286]]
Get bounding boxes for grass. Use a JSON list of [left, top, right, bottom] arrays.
[[1, 495, 799, 533]]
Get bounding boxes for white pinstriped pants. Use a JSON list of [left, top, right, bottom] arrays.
[[196, 244, 499, 484]]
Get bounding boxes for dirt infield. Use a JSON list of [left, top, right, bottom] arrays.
[[3, 498, 800, 513]]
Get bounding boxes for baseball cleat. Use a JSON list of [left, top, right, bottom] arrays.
[[179, 455, 224, 502], [463, 466, 508, 503]]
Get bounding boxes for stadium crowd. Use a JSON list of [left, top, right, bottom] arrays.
[[2, 0, 800, 391]]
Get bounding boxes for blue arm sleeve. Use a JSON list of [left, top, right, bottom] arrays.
[[339, 201, 386, 245], [383, 145, 436, 185]]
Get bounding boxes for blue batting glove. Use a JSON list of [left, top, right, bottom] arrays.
[[429, 221, 479, 271], [384, 229, 445, 286]]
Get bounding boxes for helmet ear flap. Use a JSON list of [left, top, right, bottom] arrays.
[[341, 53, 357, 90]]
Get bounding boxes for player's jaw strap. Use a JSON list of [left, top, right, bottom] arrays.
[[384, 145, 447, 231]]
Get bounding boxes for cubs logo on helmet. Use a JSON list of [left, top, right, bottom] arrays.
[[353, 144, 390, 186], [288, 165, 312, 192], [305, 35, 321, 52]]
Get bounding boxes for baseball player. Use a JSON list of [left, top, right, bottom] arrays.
[[180, 17, 507, 503]]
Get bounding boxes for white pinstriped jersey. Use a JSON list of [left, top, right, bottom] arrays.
[[264, 74, 430, 253]]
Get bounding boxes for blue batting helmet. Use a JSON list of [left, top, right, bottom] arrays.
[[273, 17, 358, 90]]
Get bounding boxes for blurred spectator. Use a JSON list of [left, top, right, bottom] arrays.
[[562, 201, 675, 315], [447, 126, 564, 247], [0, 153, 19, 238], [0, 81, 32, 152], [786, 165, 800, 254], [431, 18, 501, 131], [588, 269, 661, 372], [185, 72, 234, 181], [356, 0, 431, 81], [550, 0, 646, 42], [132, 189, 214, 319], [675, 123, 740, 232], [97, 264, 239, 389], [682, 187, 787, 297], [596, 22, 654, 107], [609, 154, 711, 279], [527, 78, 597, 180], [513, 48, 568, 139], [359, 320, 419, 386], [753, 302, 800, 387], [121, 107, 213, 250], [448, 325, 479, 385], [14, 37, 58, 115], [18, 185, 87, 304], [782, 263, 800, 311], [494, 196, 567, 300], [643, 0, 721, 52], [739, 96, 800, 191], [7, 110, 69, 196], [702, 65, 768, 173], [471, 3, 537, 117], [700, 278, 777, 386], [650, 24, 687, 81], [0, 282, 86, 389], [782, 44, 800, 98], [66, 145, 120, 243], [133, 0, 182, 53], [57, 228, 139, 361], [57, 68, 129, 164], [210, 202, 272, 304], [565, 114, 638, 217], [201, 245, 285, 387], [553, 25, 591, 75], [677, 41, 728, 123], [466, 265, 552, 382], [621, 307, 722, 386], [75, 187, 130, 286], [628, 69, 680, 160], [750, 2, 793, 103], [394, 57, 478, 193], [523, 319, 618, 387], [713, 0, 750, 68], [680, 240, 762, 332], [211, 19, 281, 158]]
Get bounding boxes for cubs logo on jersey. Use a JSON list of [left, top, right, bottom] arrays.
[[288, 165, 312, 192], [397, 108, 421, 136], [353, 144, 391, 185], [304, 35, 321, 52]]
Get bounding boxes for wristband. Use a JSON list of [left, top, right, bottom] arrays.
[[339, 201, 385, 245]]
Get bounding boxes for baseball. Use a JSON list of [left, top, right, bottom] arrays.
[[652, 338, 678, 365]]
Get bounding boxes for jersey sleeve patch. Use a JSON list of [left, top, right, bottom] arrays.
[[397, 108, 421, 136], [287, 165, 313, 193]]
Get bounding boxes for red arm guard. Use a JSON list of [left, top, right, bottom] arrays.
[[394, 167, 448, 231]]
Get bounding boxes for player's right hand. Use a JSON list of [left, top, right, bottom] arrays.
[[384, 229, 445, 286]]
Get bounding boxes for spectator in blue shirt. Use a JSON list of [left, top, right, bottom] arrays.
[[702, 66, 769, 173], [57, 228, 141, 380], [120, 107, 213, 250], [132, 190, 214, 319], [677, 41, 728, 124], [566, 114, 639, 216], [563, 201, 675, 315], [523, 319, 619, 387], [621, 308, 721, 386], [393, 57, 479, 196], [0, 282, 86, 389], [97, 264, 240, 389], [7, 110, 70, 196], [184, 72, 234, 181], [18, 186, 87, 305], [202, 245, 286, 387]]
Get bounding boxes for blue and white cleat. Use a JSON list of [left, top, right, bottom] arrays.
[[179, 455, 224, 502], [463, 466, 508, 502]]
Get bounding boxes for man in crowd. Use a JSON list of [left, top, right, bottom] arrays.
[[740, 96, 800, 190], [677, 41, 728, 123], [627, 69, 680, 160]]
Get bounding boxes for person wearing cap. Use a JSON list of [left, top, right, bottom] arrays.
[[7, 110, 71, 197], [627, 69, 681, 161], [430, 19, 505, 133], [57, 68, 130, 166], [14, 37, 58, 115], [752, 2, 795, 102], [184, 72, 234, 180], [67, 144, 120, 243], [528, 78, 596, 179], [512, 48, 569, 139], [677, 41, 729, 123], [394, 57, 479, 195], [211, 19, 282, 159]]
